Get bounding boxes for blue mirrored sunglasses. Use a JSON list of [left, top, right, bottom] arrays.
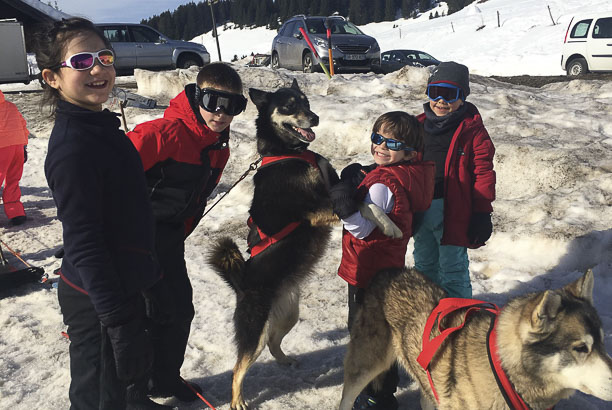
[[427, 83, 462, 103], [371, 133, 415, 152]]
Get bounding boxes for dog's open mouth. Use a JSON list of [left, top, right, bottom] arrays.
[[286, 124, 316, 142]]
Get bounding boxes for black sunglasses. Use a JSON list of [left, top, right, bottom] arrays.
[[197, 87, 247, 116], [371, 133, 415, 152]]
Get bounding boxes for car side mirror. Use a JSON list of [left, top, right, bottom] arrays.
[[159, 36, 167, 44], [293, 32, 303, 40]]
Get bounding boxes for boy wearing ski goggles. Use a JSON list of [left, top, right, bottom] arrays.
[[125, 62, 246, 401], [413, 61, 496, 302]]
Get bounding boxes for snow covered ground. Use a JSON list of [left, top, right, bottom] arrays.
[[1, 0, 612, 409]]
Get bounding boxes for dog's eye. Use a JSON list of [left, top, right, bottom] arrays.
[[573, 343, 589, 354]]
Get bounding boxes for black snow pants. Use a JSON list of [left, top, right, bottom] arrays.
[[348, 284, 400, 398], [58, 278, 127, 410], [149, 222, 195, 387]]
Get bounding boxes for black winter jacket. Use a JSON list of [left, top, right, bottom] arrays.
[[45, 100, 161, 316]]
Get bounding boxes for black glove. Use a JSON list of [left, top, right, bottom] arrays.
[[99, 299, 152, 383], [142, 278, 175, 325], [330, 181, 358, 219], [23, 146, 27, 163], [340, 163, 368, 189], [468, 212, 493, 246]]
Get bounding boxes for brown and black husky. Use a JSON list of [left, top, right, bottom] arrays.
[[208, 79, 339, 410]]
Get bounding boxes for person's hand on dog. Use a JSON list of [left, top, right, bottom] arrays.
[[340, 163, 371, 189], [468, 212, 492, 246], [330, 181, 359, 220], [98, 298, 153, 383], [142, 279, 175, 325]]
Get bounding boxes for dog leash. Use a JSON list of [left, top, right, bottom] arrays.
[[180, 377, 216, 409], [201, 156, 262, 219]]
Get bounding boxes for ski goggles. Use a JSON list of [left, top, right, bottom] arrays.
[[427, 83, 463, 103], [371, 132, 415, 152], [197, 87, 247, 116], [55, 49, 115, 70]]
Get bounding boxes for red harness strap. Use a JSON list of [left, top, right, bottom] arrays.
[[247, 217, 300, 257], [247, 151, 319, 258]]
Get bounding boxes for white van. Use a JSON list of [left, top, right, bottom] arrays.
[[561, 12, 612, 76]]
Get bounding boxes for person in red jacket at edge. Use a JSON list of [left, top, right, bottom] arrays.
[[413, 61, 496, 299], [0, 90, 29, 226], [126, 62, 246, 404], [330, 111, 435, 410]]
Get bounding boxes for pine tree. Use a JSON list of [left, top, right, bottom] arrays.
[[373, 0, 384, 22], [384, 0, 396, 20], [319, 0, 331, 16]]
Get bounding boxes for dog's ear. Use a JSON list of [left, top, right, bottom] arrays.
[[530, 290, 562, 334], [248, 88, 268, 109], [291, 78, 300, 91], [563, 269, 594, 304]]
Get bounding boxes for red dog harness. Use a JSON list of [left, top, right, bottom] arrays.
[[247, 151, 319, 258], [417, 298, 533, 410]]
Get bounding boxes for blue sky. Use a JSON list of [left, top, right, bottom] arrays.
[[53, 0, 195, 23]]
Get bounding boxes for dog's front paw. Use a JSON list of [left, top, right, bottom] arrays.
[[358, 203, 403, 238], [307, 209, 339, 227], [276, 355, 299, 367]]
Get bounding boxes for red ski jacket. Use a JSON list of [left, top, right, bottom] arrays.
[[417, 102, 495, 248], [127, 85, 230, 235], [338, 161, 435, 288]]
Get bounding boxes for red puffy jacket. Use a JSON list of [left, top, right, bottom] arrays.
[[338, 161, 435, 288], [127, 85, 230, 235], [417, 102, 496, 248]]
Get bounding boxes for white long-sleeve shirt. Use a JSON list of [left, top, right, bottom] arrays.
[[341, 183, 395, 239]]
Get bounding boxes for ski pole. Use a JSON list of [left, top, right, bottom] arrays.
[[0, 239, 31, 268], [179, 376, 216, 409], [298, 27, 331, 79], [325, 18, 335, 76]]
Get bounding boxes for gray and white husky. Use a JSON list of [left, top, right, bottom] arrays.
[[340, 268, 612, 410]]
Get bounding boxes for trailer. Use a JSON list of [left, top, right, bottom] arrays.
[[0, 19, 32, 84]]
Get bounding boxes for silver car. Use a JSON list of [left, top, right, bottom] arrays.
[[271, 15, 380, 73], [96, 23, 211, 71]]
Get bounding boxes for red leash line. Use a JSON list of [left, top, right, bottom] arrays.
[[179, 377, 216, 409], [0, 239, 31, 267]]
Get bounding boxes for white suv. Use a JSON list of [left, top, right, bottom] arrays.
[[561, 12, 612, 76]]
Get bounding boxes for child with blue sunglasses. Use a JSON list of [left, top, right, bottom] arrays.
[[413, 61, 496, 299], [331, 111, 435, 410]]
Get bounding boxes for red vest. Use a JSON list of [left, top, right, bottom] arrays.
[[338, 161, 434, 288]]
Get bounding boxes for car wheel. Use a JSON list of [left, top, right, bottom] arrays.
[[178, 54, 202, 69], [567, 58, 587, 76], [271, 52, 280, 69], [302, 51, 314, 73]]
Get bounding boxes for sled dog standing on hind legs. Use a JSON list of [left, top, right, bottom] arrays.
[[209, 79, 401, 410], [339, 267, 612, 410]]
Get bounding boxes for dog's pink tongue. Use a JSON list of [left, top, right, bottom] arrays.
[[297, 127, 316, 142]]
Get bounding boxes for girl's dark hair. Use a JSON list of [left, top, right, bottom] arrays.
[[33, 17, 112, 113], [372, 111, 424, 152], [196, 62, 243, 94]]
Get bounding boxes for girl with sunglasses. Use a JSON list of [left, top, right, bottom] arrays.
[[35, 17, 167, 410], [125, 62, 245, 403], [331, 111, 435, 409], [414, 61, 496, 299]]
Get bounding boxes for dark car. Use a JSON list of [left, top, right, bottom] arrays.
[[271, 15, 380, 73], [379, 49, 440, 74]]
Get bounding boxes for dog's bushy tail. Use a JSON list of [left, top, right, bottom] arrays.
[[208, 237, 245, 293]]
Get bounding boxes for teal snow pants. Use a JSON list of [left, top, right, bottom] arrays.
[[412, 198, 472, 298]]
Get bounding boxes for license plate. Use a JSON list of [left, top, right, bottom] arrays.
[[345, 54, 366, 60]]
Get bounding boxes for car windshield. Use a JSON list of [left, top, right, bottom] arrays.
[[305, 19, 364, 35]]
